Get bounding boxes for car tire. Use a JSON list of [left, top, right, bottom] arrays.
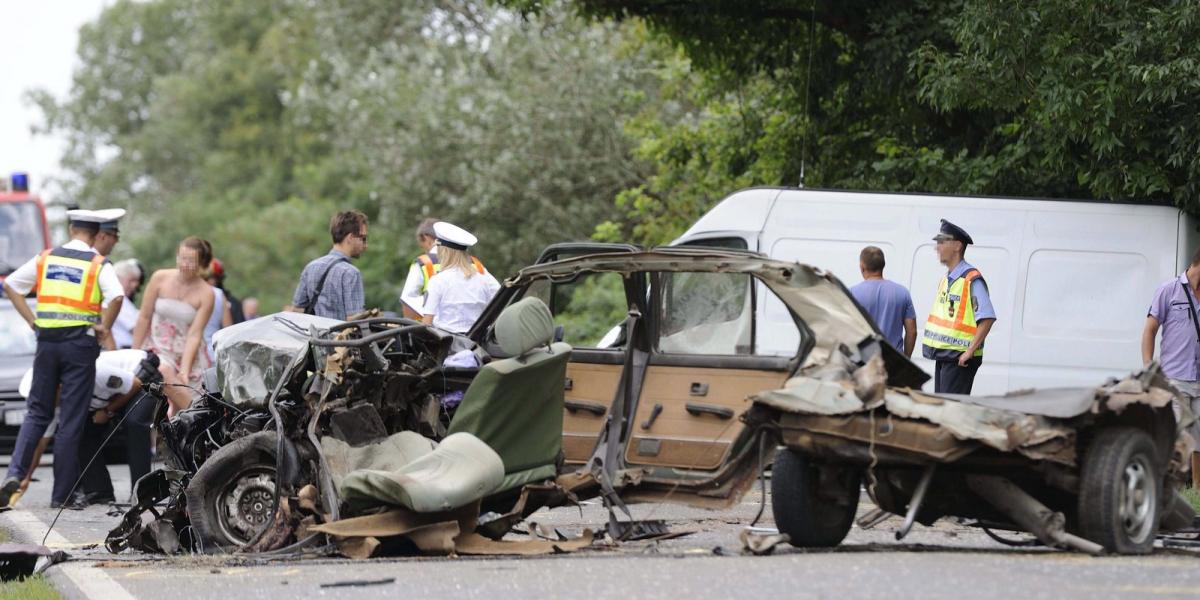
[[185, 431, 279, 552], [1077, 427, 1160, 555], [771, 449, 859, 547]]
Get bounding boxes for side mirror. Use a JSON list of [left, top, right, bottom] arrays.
[[554, 325, 565, 343]]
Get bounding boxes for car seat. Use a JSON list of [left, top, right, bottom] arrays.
[[447, 296, 572, 494]]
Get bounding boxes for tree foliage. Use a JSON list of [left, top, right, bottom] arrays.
[[509, 0, 1200, 246], [34, 0, 668, 311]]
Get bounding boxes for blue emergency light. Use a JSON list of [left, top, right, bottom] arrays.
[[10, 172, 29, 192]]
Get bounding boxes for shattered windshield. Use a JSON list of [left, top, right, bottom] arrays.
[[0, 202, 44, 276], [657, 271, 752, 355]]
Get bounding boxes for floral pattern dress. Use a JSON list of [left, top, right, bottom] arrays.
[[143, 297, 211, 388]]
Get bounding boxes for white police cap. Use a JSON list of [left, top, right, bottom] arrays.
[[433, 221, 478, 251], [68, 208, 126, 228]]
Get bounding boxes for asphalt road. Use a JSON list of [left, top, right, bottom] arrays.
[[3, 464, 1199, 600]]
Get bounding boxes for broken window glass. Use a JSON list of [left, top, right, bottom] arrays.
[[657, 272, 752, 355]]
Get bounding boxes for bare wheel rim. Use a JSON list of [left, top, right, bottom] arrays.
[[1119, 456, 1155, 544], [216, 466, 276, 545]]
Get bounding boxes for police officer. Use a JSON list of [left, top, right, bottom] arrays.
[[399, 217, 485, 319], [0, 209, 126, 508], [419, 222, 499, 334], [922, 219, 997, 394]]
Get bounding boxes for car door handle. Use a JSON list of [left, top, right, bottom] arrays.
[[565, 400, 605, 416], [640, 403, 663, 430], [685, 402, 733, 419], [690, 382, 709, 396]]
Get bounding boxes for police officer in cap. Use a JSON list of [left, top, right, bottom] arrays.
[[922, 219, 997, 395], [419, 221, 499, 334], [0, 208, 126, 508]]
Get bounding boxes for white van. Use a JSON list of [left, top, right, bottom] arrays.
[[673, 187, 1199, 395]]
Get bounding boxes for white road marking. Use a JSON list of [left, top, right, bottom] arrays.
[[2, 508, 136, 600]]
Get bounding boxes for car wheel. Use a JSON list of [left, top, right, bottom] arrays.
[[1077, 427, 1160, 555], [185, 431, 278, 552], [771, 449, 859, 547]]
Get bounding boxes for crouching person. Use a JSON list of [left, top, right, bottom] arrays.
[[79, 349, 163, 505], [15, 350, 163, 508]]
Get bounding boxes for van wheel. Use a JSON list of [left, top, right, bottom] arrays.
[[185, 431, 278, 552], [771, 449, 859, 547], [1077, 427, 1160, 555]]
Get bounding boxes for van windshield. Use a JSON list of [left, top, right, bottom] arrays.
[[0, 202, 44, 275]]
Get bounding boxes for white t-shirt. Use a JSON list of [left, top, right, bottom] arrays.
[[421, 267, 500, 334], [92, 349, 148, 409], [113, 297, 140, 348]]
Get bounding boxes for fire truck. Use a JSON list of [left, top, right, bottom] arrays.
[[0, 172, 52, 280]]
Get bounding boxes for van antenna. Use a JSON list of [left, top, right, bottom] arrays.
[[798, 0, 817, 188]]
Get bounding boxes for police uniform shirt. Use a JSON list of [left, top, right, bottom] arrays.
[[399, 246, 437, 314], [91, 349, 147, 410], [944, 260, 997, 322], [421, 267, 501, 334], [4, 239, 124, 308]]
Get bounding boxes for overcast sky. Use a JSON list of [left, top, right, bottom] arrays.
[[0, 1, 111, 202]]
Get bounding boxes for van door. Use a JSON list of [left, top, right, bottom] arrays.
[[625, 270, 794, 471]]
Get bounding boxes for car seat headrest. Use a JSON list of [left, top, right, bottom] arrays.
[[494, 297, 555, 357]]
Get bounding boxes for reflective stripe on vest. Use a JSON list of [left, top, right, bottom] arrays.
[[922, 269, 983, 357], [34, 248, 104, 329], [417, 253, 485, 293]]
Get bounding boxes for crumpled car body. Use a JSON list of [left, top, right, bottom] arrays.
[[108, 244, 1193, 557]]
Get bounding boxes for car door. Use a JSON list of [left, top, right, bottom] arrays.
[[624, 270, 797, 471]]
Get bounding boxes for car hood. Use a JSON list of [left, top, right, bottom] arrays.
[[212, 312, 345, 407]]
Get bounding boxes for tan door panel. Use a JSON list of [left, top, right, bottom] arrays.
[[562, 362, 622, 464], [626, 365, 788, 470]]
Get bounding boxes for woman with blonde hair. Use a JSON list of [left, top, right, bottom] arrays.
[[132, 237, 215, 414], [420, 222, 499, 334]]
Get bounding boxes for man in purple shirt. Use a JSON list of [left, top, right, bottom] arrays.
[[1142, 248, 1200, 485], [850, 246, 917, 356]]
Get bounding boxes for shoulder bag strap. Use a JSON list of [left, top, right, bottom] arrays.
[[304, 257, 349, 315], [1180, 281, 1200, 344]]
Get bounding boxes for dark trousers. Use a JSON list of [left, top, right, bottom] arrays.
[[7, 332, 100, 504], [80, 392, 158, 498], [124, 394, 156, 487], [934, 357, 982, 395], [79, 412, 114, 499]]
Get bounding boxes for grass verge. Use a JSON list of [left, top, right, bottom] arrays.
[[1183, 487, 1200, 513], [0, 527, 62, 600]]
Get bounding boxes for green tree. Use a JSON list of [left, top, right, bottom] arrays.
[[509, 1, 1200, 246], [33, 0, 668, 312]]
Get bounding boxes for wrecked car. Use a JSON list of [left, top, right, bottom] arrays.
[[107, 245, 1195, 557], [751, 354, 1195, 555]]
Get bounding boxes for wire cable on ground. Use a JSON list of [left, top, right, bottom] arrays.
[[42, 390, 156, 546]]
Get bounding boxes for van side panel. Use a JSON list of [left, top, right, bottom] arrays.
[[675, 188, 782, 251], [1006, 208, 1177, 390]]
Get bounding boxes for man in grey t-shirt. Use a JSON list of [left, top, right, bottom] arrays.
[[850, 246, 917, 356]]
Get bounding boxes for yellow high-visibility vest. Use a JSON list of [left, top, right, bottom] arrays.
[[923, 268, 984, 357], [33, 247, 104, 329], [416, 254, 485, 293]]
